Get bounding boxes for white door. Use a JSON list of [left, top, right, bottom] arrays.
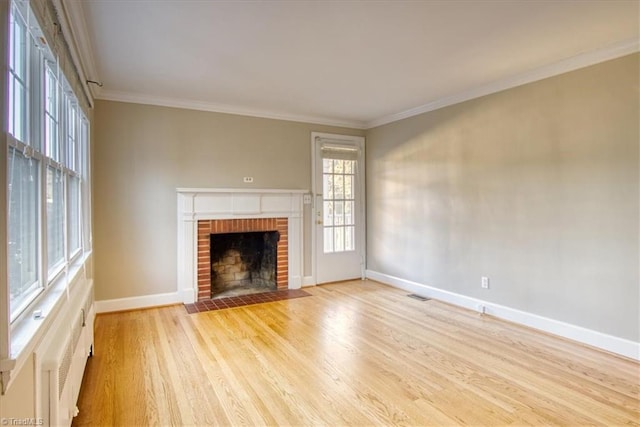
[[312, 133, 365, 284]]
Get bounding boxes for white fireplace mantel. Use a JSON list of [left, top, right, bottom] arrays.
[[177, 188, 306, 303]]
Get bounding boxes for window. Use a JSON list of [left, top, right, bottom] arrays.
[[5, 0, 91, 323]]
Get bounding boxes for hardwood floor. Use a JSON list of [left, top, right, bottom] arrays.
[[73, 280, 639, 426]]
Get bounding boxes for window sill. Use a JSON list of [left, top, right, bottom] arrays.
[[6, 251, 92, 385]]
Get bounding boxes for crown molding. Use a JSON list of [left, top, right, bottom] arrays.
[[96, 90, 368, 129], [366, 38, 640, 129], [57, 0, 101, 101]]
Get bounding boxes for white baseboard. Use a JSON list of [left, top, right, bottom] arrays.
[[95, 292, 183, 313], [366, 270, 640, 361], [302, 276, 315, 287]]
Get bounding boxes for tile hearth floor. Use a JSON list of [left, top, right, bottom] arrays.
[[184, 289, 311, 313]]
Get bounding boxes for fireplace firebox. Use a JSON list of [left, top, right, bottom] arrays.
[[210, 231, 279, 298]]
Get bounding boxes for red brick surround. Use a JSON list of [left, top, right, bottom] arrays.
[[197, 218, 288, 301]]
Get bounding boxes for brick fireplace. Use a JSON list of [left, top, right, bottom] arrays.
[[177, 188, 305, 304], [197, 218, 288, 301]]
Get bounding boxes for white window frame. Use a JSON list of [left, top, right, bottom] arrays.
[[1, 0, 93, 393]]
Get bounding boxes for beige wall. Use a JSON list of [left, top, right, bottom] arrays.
[[366, 54, 639, 341], [92, 101, 363, 301], [0, 354, 35, 418]]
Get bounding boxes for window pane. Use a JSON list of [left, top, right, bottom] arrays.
[[45, 65, 60, 161], [8, 148, 41, 316], [334, 175, 344, 199], [68, 176, 81, 254], [334, 159, 344, 173], [345, 175, 354, 200], [12, 8, 26, 78], [345, 226, 355, 251], [345, 201, 354, 225], [47, 167, 65, 272], [345, 160, 354, 174], [334, 227, 344, 252], [67, 101, 78, 170], [8, 5, 28, 142], [333, 201, 344, 226]]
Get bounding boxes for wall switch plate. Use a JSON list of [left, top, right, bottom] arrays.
[[243, 177, 254, 183], [481, 276, 490, 289], [303, 194, 312, 204]]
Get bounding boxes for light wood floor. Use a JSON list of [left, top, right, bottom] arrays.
[[73, 280, 639, 426]]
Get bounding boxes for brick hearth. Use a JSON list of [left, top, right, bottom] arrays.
[[197, 218, 288, 301]]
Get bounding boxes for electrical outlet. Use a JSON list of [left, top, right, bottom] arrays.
[[476, 304, 486, 314], [481, 276, 490, 289], [243, 177, 254, 183]]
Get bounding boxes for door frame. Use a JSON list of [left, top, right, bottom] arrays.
[[310, 132, 366, 285]]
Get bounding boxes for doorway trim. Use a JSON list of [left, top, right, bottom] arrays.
[[310, 132, 366, 285]]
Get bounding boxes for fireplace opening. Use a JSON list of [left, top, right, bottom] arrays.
[[210, 231, 279, 298]]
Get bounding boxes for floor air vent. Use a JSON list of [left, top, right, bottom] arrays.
[[407, 294, 430, 301]]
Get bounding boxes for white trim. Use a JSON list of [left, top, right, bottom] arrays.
[[97, 90, 367, 129], [311, 133, 366, 285], [177, 189, 305, 303], [366, 38, 640, 129], [53, 0, 97, 108], [54, 0, 100, 102], [302, 276, 315, 287], [366, 270, 640, 361], [94, 292, 182, 314], [176, 188, 308, 194]]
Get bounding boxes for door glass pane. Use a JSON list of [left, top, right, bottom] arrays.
[[345, 175, 353, 199], [345, 201, 354, 225], [334, 175, 344, 199], [334, 227, 344, 252], [47, 166, 65, 272], [345, 161, 353, 174], [334, 159, 344, 173], [323, 201, 333, 226], [334, 201, 344, 226], [345, 226, 355, 251], [322, 156, 357, 253], [8, 148, 41, 317]]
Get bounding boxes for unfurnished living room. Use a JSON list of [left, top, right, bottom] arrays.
[[0, 0, 639, 426]]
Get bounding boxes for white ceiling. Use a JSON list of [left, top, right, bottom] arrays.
[[66, 0, 639, 129]]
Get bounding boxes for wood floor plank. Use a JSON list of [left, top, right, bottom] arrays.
[[73, 280, 640, 426]]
